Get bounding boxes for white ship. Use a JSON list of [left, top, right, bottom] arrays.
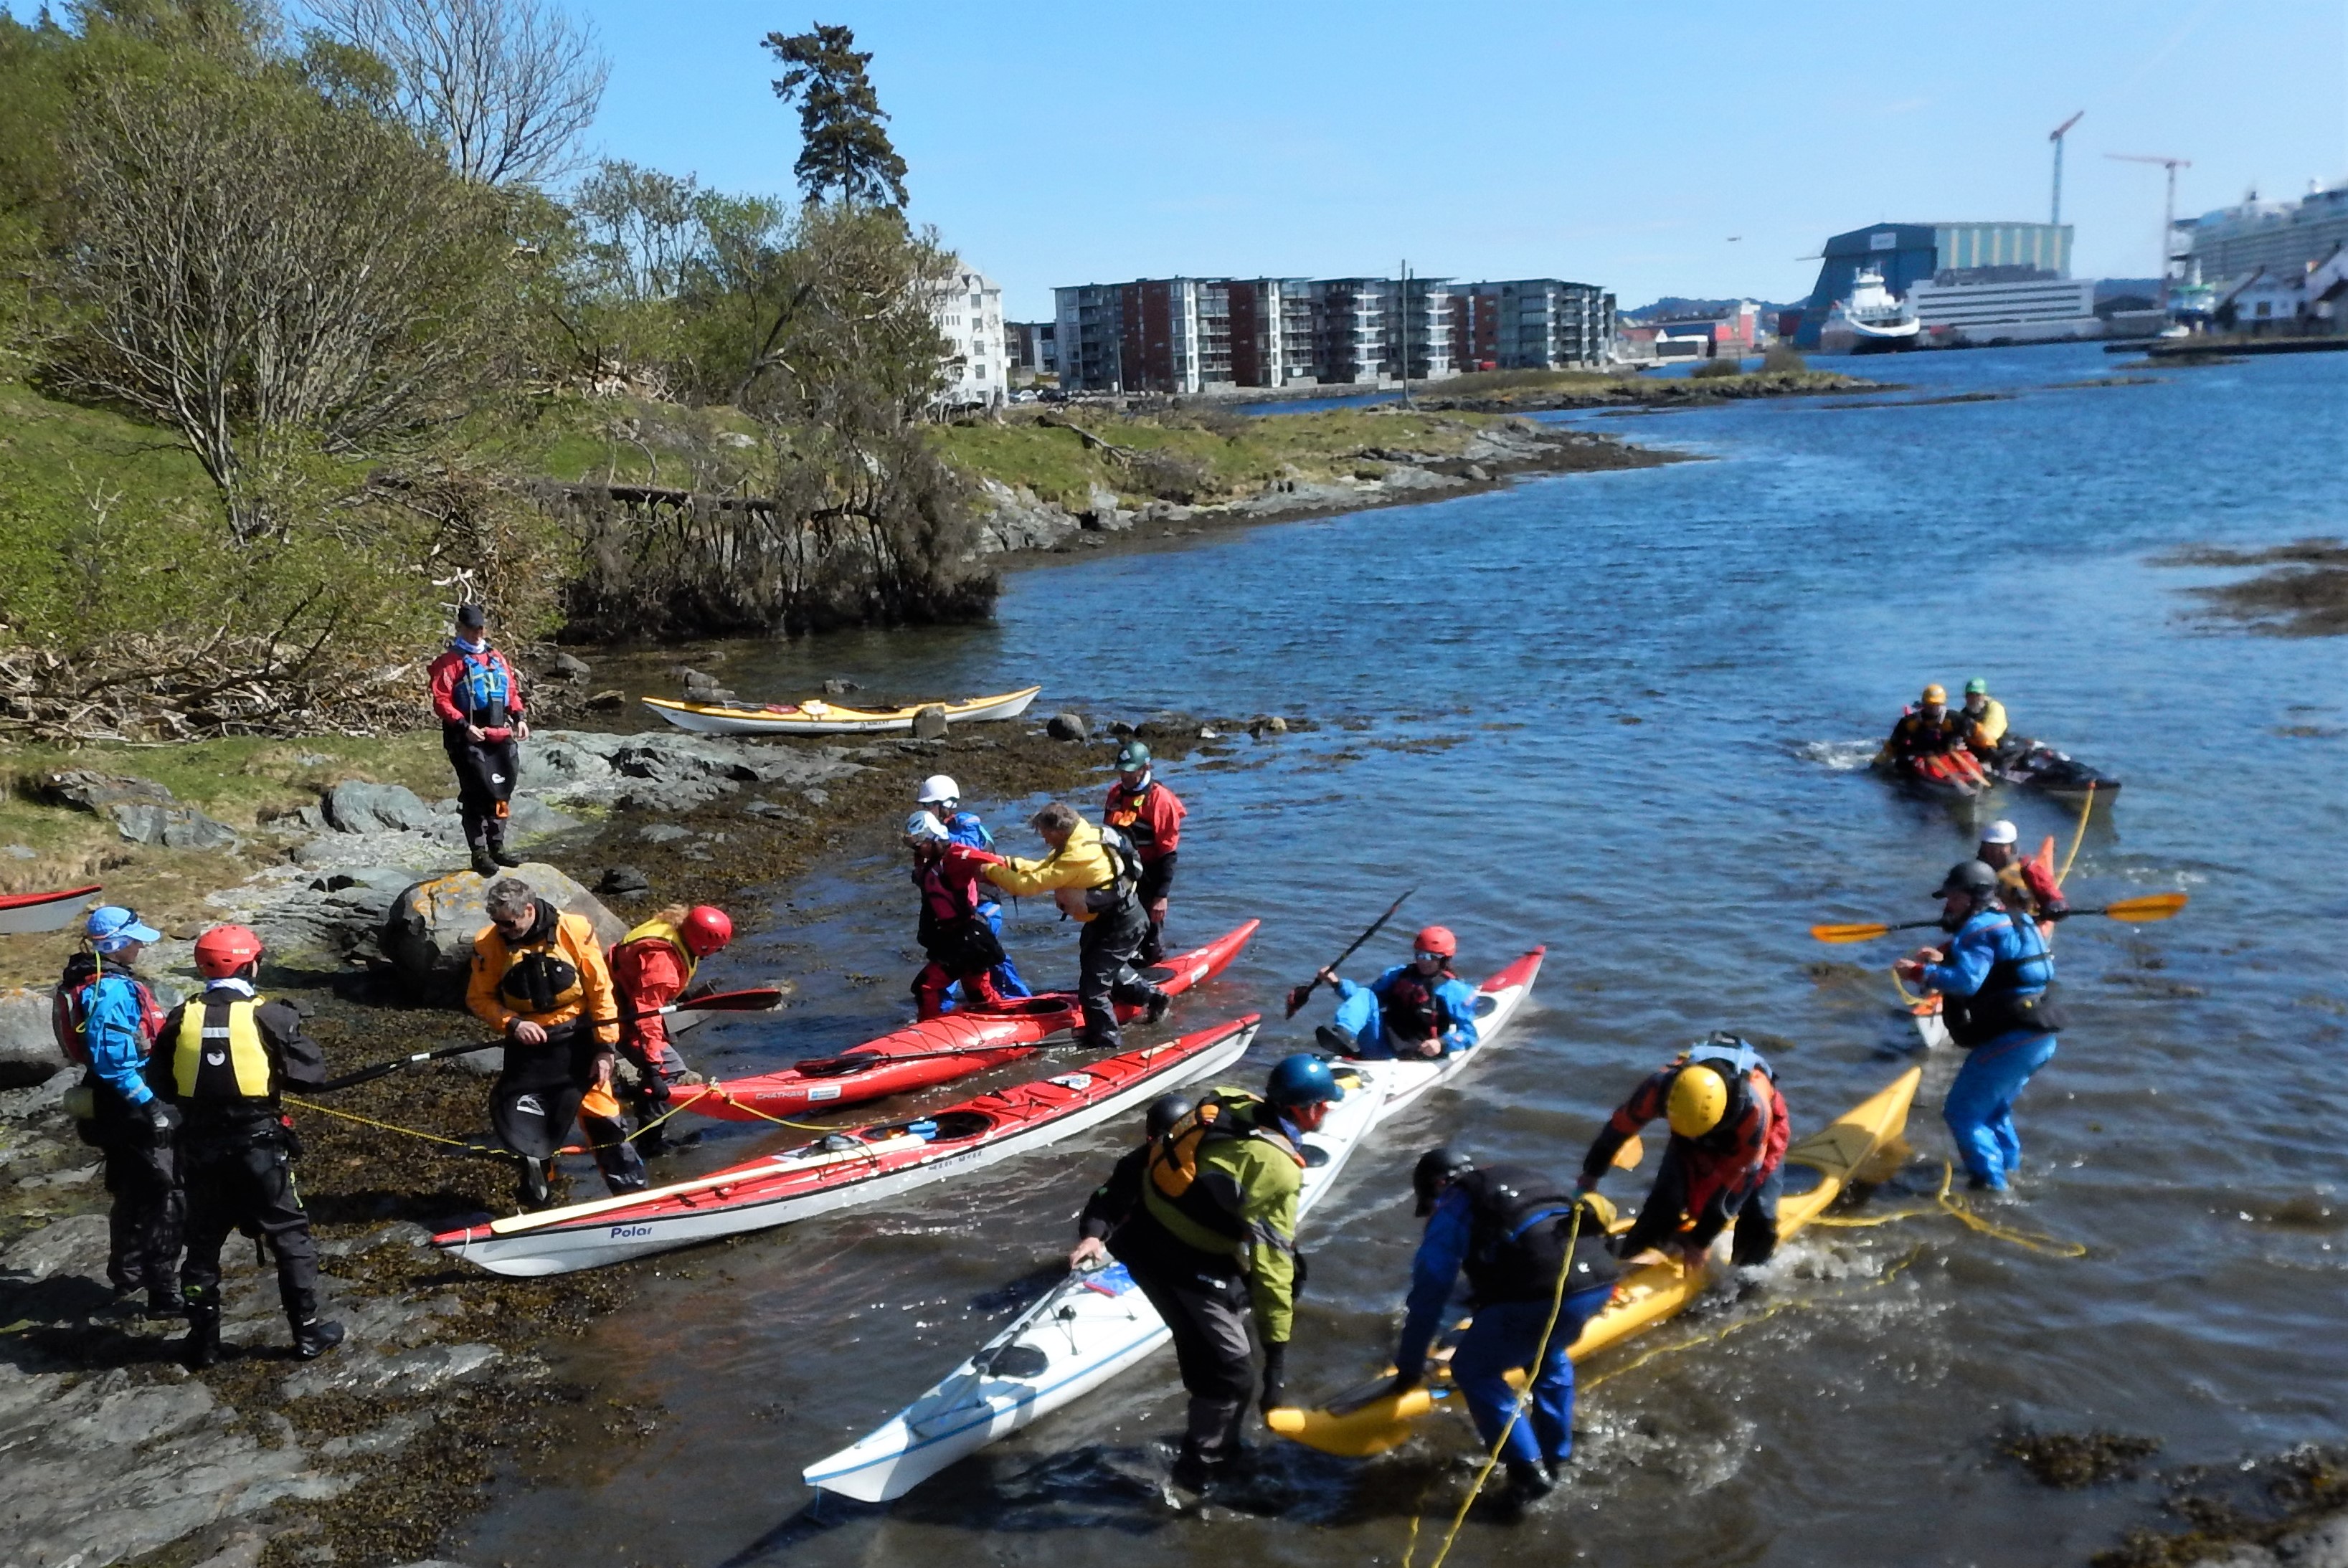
[[1819, 267, 1922, 353]]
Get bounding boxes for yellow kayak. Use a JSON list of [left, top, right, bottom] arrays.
[[1266, 1064, 1922, 1457], [640, 684, 1041, 736]]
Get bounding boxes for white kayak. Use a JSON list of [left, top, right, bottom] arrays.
[[640, 685, 1041, 737], [801, 948, 1548, 1504]]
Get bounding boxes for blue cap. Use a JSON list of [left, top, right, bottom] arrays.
[[86, 905, 161, 951]]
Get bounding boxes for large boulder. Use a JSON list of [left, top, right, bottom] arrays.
[[0, 986, 62, 1089], [323, 781, 442, 835], [379, 863, 625, 1003], [33, 770, 175, 814], [110, 803, 240, 852]]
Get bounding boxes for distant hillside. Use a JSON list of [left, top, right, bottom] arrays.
[[1621, 295, 1806, 321]]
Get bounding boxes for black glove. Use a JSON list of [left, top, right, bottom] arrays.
[[639, 1073, 673, 1106], [1258, 1339, 1289, 1416], [143, 1100, 182, 1144]]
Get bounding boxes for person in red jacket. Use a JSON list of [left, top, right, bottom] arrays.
[[609, 905, 732, 1156], [1577, 1035, 1790, 1268], [1104, 741, 1186, 966], [906, 812, 1008, 1019], [427, 604, 530, 877]]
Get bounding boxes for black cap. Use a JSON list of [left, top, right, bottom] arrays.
[[1144, 1093, 1194, 1142], [455, 604, 487, 629], [1934, 859, 1999, 899], [1412, 1146, 1474, 1215]]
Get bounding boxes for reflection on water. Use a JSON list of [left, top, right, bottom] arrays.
[[463, 345, 2348, 1567]]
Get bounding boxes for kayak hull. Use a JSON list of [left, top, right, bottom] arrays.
[[673, 921, 1259, 1123], [802, 949, 1547, 1503], [1266, 1063, 1922, 1457], [430, 1017, 1262, 1276], [0, 883, 104, 936], [642, 685, 1041, 737]]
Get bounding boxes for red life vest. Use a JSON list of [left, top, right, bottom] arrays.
[[915, 854, 983, 924], [1382, 965, 1459, 1042], [51, 955, 166, 1066]]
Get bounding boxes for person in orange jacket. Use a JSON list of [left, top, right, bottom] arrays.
[[466, 878, 639, 1207], [609, 904, 732, 1155]]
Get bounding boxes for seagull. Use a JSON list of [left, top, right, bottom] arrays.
[[1726, 235, 1743, 242]]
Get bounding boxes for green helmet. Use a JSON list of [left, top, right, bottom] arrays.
[[1964, 678, 1989, 695], [1115, 740, 1151, 771]]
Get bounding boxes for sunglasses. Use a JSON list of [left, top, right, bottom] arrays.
[[1415, 951, 1446, 961]]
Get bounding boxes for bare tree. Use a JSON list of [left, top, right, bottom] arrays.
[[52, 68, 516, 542], [313, 0, 607, 186]]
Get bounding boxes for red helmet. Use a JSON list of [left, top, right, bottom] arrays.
[[1414, 925, 1457, 959], [194, 924, 264, 979], [681, 905, 733, 956]]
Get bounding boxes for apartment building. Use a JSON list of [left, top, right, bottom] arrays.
[[1454, 280, 1615, 370], [930, 267, 1004, 407], [1005, 321, 1057, 376]]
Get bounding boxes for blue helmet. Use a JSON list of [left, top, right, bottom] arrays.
[[1265, 1053, 1344, 1108]]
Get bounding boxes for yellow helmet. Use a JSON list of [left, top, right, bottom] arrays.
[[1578, 1191, 1618, 1232], [1667, 1065, 1730, 1139], [1920, 683, 1948, 705]]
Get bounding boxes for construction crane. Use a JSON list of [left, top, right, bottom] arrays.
[[2048, 112, 2085, 227], [2108, 153, 2193, 309]]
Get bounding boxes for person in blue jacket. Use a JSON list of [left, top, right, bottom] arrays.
[[918, 774, 1029, 1002], [60, 906, 184, 1315], [1315, 925, 1480, 1060], [1897, 860, 2062, 1192], [1386, 1149, 1619, 1518]]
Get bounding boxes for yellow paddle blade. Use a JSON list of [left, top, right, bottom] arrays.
[[2103, 891, 2187, 923], [1810, 921, 1893, 944], [1612, 1133, 1645, 1170]]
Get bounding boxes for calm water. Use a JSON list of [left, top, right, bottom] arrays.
[[463, 345, 2348, 1567]]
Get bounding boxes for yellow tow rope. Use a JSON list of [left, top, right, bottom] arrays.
[[1809, 1158, 2088, 1258]]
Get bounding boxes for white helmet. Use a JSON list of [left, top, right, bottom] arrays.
[[904, 810, 949, 843], [917, 774, 960, 807], [1980, 819, 2020, 846]]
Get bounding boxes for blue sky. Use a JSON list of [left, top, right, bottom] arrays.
[[24, 0, 2343, 315]]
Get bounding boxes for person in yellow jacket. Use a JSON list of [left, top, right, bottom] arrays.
[[1104, 1053, 1343, 1490], [466, 878, 640, 1207], [983, 801, 1168, 1049], [1959, 677, 2009, 757]]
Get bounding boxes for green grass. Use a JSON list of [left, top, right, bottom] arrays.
[[0, 379, 221, 526], [1431, 367, 1627, 397]]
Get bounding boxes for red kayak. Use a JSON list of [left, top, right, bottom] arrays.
[[0, 883, 103, 936], [672, 919, 1259, 1124], [434, 1013, 1264, 1275]]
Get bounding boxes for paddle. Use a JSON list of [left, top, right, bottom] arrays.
[[1285, 888, 1416, 1018], [1808, 891, 2188, 946], [787, 1030, 1081, 1079], [317, 987, 784, 1091]]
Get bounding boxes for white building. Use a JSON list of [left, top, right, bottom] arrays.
[[931, 267, 1005, 408], [1908, 275, 2101, 345]]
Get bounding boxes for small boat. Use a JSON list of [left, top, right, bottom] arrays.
[[430, 1016, 1262, 1278], [641, 685, 1042, 737], [1819, 267, 1922, 353], [672, 921, 1259, 1124], [0, 884, 103, 936], [1265, 1062, 1922, 1457], [801, 948, 1546, 1504], [1985, 738, 2122, 799]]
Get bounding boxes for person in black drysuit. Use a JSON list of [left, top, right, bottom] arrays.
[[160, 925, 343, 1367], [428, 604, 529, 878], [1066, 1093, 1197, 1270]]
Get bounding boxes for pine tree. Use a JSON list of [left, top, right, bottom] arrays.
[[763, 22, 908, 210]]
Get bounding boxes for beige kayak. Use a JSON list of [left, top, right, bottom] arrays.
[[1266, 1063, 1923, 1457], [640, 684, 1041, 736]]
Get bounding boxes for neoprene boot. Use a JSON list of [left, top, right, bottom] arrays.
[[285, 1289, 344, 1361], [1487, 1458, 1554, 1521], [179, 1294, 221, 1369], [517, 1157, 553, 1209], [470, 847, 499, 877], [488, 833, 521, 869]]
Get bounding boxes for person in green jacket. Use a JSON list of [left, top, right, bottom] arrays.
[[1105, 1053, 1343, 1489]]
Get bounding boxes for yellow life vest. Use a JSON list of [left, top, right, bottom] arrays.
[[171, 995, 274, 1099], [619, 916, 699, 984]]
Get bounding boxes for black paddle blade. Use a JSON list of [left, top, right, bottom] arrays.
[[678, 988, 784, 1013], [792, 1050, 881, 1079], [1283, 982, 1316, 1019]]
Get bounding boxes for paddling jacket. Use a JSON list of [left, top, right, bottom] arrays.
[[1103, 776, 1185, 863], [914, 843, 1006, 928], [467, 900, 618, 1048], [611, 917, 696, 1065], [1962, 697, 2009, 754], [1880, 705, 1965, 761], [157, 980, 326, 1139], [1923, 906, 2060, 1048], [58, 961, 166, 1107], [429, 640, 524, 733], [984, 817, 1137, 923], [1396, 1168, 1621, 1374], [1079, 1142, 1150, 1242], [1131, 1091, 1306, 1341], [1334, 964, 1481, 1055], [1584, 1045, 1789, 1211]]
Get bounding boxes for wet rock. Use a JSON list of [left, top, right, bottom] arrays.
[[1997, 1425, 2162, 1487], [1249, 714, 1289, 737], [1135, 711, 1201, 742], [637, 823, 690, 845], [379, 864, 624, 1002], [323, 781, 442, 835], [596, 865, 653, 897], [681, 667, 721, 693], [1, 1212, 110, 1282], [585, 688, 627, 711], [800, 787, 829, 807], [542, 650, 592, 683], [822, 678, 862, 695], [1046, 713, 1089, 742], [318, 1410, 435, 1460], [1464, 462, 1490, 482], [0, 987, 64, 1088], [112, 802, 240, 852], [911, 703, 950, 740], [283, 1342, 501, 1400], [34, 769, 175, 814], [740, 800, 797, 822]]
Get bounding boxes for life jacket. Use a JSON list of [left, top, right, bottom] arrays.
[[615, 917, 699, 987], [914, 855, 981, 926], [1677, 1037, 1776, 1154], [1144, 1090, 1305, 1242], [1381, 964, 1459, 1043], [1453, 1164, 1621, 1305], [1104, 780, 1162, 855], [1079, 825, 1143, 916], [497, 901, 584, 1018], [169, 992, 276, 1101], [452, 642, 511, 728], [1942, 913, 2062, 1048], [51, 955, 165, 1068]]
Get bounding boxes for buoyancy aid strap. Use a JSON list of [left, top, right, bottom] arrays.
[[618, 918, 698, 986]]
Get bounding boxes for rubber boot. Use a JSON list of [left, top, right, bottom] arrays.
[[285, 1288, 344, 1361], [179, 1293, 221, 1369], [488, 830, 521, 870], [146, 1286, 185, 1321], [1486, 1458, 1554, 1521], [470, 847, 499, 878]]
